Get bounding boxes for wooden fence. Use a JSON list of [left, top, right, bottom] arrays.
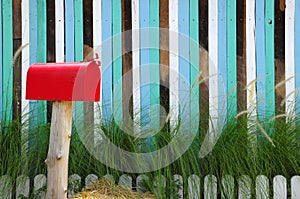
[[1, 174, 300, 198]]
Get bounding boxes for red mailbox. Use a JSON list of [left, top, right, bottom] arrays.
[[26, 61, 101, 101]]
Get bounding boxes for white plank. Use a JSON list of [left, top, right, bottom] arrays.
[[291, 175, 300, 199], [208, 0, 219, 141], [119, 174, 132, 189], [154, 175, 167, 198], [55, 0, 64, 62], [238, 175, 251, 199], [16, 175, 30, 199], [68, 174, 81, 197], [256, 175, 269, 199], [221, 175, 235, 199], [93, 0, 102, 139], [285, 0, 296, 115], [0, 175, 12, 199], [173, 174, 183, 199], [132, 0, 141, 133], [246, 0, 257, 112], [188, 174, 201, 199], [85, 174, 98, 186], [21, 0, 29, 124], [273, 175, 287, 199], [204, 175, 217, 199], [169, 0, 179, 130], [136, 174, 149, 193], [33, 174, 46, 199]]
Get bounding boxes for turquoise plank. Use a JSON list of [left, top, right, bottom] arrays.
[[0, 0, 2, 120], [265, 0, 275, 118], [190, 0, 199, 126], [112, 0, 123, 124], [255, 0, 266, 119], [149, 0, 160, 131], [218, 0, 227, 121], [2, 0, 13, 122], [226, 0, 237, 118], [295, 0, 300, 114], [102, 0, 113, 123], [140, 0, 150, 129], [37, 0, 47, 125], [178, 0, 190, 121], [65, 0, 75, 62]]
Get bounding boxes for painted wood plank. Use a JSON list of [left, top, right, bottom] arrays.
[[218, 0, 227, 122], [178, 0, 190, 126], [112, 0, 123, 125], [132, 0, 141, 133], [68, 174, 81, 196], [21, 0, 30, 124], [265, 0, 275, 118], [221, 175, 235, 199], [55, 0, 64, 62], [37, 0, 47, 125], [256, 0, 266, 118], [85, 174, 98, 186], [291, 176, 300, 199], [0, 0, 2, 120], [208, 0, 219, 140], [65, 0, 75, 62], [256, 175, 269, 199], [238, 175, 251, 199], [273, 175, 287, 199], [226, 0, 237, 118], [285, 0, 295, 116], [104, 174, 115, 182], [173, 174, 183, 199], [204, 175, 217, 199], [33, 174, 46, 198], [93, 0, 102, 129], [149, 0, 160, 131], [101, 0, 113, 123], [189, 0, 199, 126], [140, 0, 150, 132], [246, 0, 257, 114], [136, 174, 149, 193], [169, 0, 179, 129], [188, 175, 200, 199], [2, 0, 13, 122], [0, 175, 12, 198], [153, 175, 166, 198], [294, 0, 300, 114], [119, 174, 132, 189]]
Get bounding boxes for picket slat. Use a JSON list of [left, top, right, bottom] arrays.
[[173, 174, 183, 199], [295, 0, 300, 111], [55, 0, 64, 62], [291, 176, 300, 199], [0, 175, 12, 199], [68, 174, 81, 197], [238, 175, 251, 199], [204, 175, 217, 199], [16, 175, 30, 198], [136, 174, 149, 193], [153, 175, 166, 198], [33, 174, 46, 199], [0, 0, 2, 120], [188, 175, 200, 199], [119, 174, 132, 189], [273, 175, 287, 199], [85, 174, 98, 186], [221, 175, 235, 199], [256, 175, 269, 199]]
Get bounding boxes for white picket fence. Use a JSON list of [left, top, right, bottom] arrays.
[[1, 174, 300, 198]]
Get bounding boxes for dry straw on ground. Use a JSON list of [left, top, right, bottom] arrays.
[[71, 178, 156, 199]]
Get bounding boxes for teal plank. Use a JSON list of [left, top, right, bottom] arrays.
[[0, 0, 2, 120], [265, 0, 275, 118], [74, 0, 84, 128], [255, 0, 266, 119], [112, 0, 122, 123], [218, 0, 227, 121], [226, 0, 237, 118], [149, 0, 160, 131], [190, 0, 199, 127], [37, 0, 47, 125], [101, 0, 113, 122], [2, 0, 13, 122], [295, 0, 300, 114]]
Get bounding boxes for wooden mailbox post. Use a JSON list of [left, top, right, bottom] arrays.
[[26, 61, 101, 199]]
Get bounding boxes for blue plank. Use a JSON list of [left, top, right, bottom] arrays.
[[65, 0, 75, 62], [178, 0, 190, 121], [218, 0, 227, 121], [295, 0, 300, 114], [255, 0, 266, 119], [102, 0, 113, 123], [0, 0, 2, 121], [140, 0, 150, 129]]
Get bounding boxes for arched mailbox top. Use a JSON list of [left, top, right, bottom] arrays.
[[26, 61, 101, 102]]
